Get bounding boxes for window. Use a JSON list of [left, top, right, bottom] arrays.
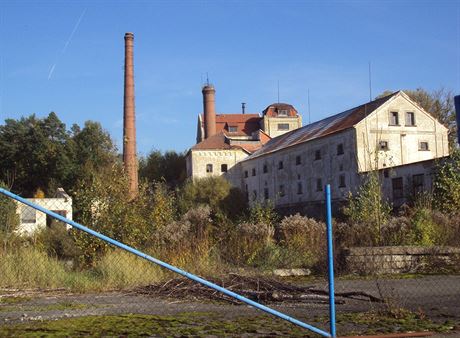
[[297, 182, 303, 194], [279, 185, 285, 197], [392, 177, 404, 199], [277, 123, 290, 131], [316, 178, 323, 192], [206, 164, 213, 173], [252, 168, 256, 176], [389, 111, 399, 125], [339, 164, 343, 171], [295, 155, 301, 165], [419, 141, 429, 151], [245, 184, 248, 191], [244, 170, 248, 178], [21, 206, 36, 224], [339, 175, 346, 188], [264, 188, 269, 200], [252, 190, 257, 201], [263, 164, 268, 173], [278, 109, 288, 116], [337, 143, 344, 155], [413, 174, 424, 196], [384, 169, 389, 178], [278, 161, 284, 170], [379, 140, 389, 151], [228, 125, 238, 132], [221, 164, 228, 173], [405, 112, 415, 126], [314, 149, 321, 160]]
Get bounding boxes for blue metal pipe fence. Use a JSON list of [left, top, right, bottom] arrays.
[[0, 187, 336, 337], [326, 184, 337, 337]]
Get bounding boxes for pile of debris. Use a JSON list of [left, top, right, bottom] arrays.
[[135, 273, 382, 305]]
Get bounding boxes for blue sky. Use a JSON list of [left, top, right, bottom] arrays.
[[0, 0, 459, 155]]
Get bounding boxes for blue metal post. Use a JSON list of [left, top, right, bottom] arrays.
[[0, 188, 332, 338], [326, 184, 337, 337]]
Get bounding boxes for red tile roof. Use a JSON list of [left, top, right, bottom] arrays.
[[215, 114, 262, 136]]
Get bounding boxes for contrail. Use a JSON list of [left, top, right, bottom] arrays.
[[48, 8, 87, 80]]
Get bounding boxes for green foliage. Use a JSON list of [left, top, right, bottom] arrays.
[[139, 150, 186, 188], [36, 221, 81, 260], [0, 113, 117, 196], [178, 176, 247, 220], [0, 182, 19, 249], [433, 149, 460, 214], [72, 165, 154, 267], [247, 202, 279, 228], [343, 172, 391, 245]]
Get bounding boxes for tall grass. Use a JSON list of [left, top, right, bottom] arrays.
[[0, 248, 165, 291]]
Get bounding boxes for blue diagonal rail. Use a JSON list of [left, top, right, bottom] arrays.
[[0, 187, 334, 337]]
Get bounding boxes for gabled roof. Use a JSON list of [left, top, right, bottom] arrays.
[[191, 130, 267, 154], [215, 113, 262, 136], [245, 91, 400, 160]]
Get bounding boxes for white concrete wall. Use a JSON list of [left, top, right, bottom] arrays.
[[16, 197, 73, 235]]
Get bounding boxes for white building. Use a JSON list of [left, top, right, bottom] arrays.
[[234, 91, 449, 214], [186, 84, 302, 180], [16, 188, 72, 235]]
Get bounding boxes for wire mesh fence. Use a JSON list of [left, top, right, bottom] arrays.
[[0, 189, 459, 336]]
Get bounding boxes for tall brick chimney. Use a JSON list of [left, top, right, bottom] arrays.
[[202, 85, 216, 139], [123, 32, 138, 198]]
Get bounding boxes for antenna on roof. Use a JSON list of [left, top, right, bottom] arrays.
[[308, 89, 311, 125], [277, 80, 280, 103], [206, 72, 210, 86], [368, 61, 372, 101], [242, 102, 246, 114]]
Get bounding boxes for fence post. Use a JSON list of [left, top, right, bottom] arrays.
[[326, 184, 337, 337]]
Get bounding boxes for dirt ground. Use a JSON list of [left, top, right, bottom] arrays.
[[0, 275, 459, 337]]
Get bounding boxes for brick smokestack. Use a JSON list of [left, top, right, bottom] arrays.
[[123, 32, 138, 198], [202, 85, 216, 139]]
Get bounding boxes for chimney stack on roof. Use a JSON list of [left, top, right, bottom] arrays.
[[123, 32, 138, 198], [202, 84, 216, 139]]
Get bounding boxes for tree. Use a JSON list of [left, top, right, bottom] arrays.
[[343, 171, 391, 246], [0, 113, 73, 196], [139, 150, 186, 188], [433, 149, 460, 214]]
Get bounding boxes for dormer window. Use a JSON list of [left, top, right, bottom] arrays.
[[278, 109, 288, 116], [228, 125, 238, 132]]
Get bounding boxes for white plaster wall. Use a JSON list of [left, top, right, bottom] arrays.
[[263, 116, 302, 138], [190, 149, 249, 182], [355, 94, 449, 172], [241, 129, 359, 207]]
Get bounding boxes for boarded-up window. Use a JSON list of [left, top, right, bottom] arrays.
[[21, 206, 36, 224], [392, 177, 404, 199], [277, 123, 289, 131], [413, 174, 424, 196], [389, 112, 399, 125], [406, 112, 415, 126]]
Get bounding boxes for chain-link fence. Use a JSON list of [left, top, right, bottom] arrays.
[[1, 188, 459, 337]]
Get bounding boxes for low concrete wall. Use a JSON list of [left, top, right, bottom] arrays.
[[344, 246, 460, 274]]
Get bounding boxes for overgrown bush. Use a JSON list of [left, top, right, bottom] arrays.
[[276, 214, 326, 268], [36, 221, 81, 260]]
